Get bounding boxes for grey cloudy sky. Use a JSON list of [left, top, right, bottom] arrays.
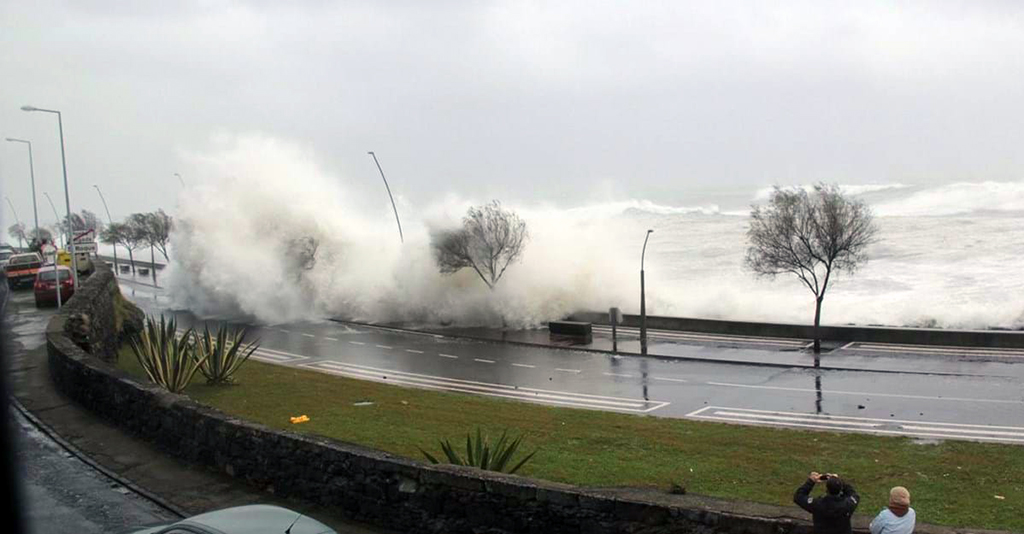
[[2, 1, 1023, 232]]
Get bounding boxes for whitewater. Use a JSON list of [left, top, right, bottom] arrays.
[[165, 136, 1024, 330]]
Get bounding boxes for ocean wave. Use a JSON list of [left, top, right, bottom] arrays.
[[872, 180, 1024, 217], [752, 183, 909, 201]]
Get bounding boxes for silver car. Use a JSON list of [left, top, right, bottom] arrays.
[[125, 505, 337, 534]]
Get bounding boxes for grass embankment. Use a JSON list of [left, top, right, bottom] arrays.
[[117, 348, 1023, 531]]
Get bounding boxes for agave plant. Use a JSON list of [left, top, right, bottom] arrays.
[[192, 322, 259, 385], [420, 428, 537, 474], [129, 315, 205, 393]]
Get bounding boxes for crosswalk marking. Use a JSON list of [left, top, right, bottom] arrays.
[[687, 406, 1024, 443]]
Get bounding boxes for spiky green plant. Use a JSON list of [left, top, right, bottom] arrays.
[[128, 315, 205, 393], [192, 322, 259, 385], [420, 428, 537, 474]]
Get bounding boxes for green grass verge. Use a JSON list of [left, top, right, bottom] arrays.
[[116, 347, 1023, 531]]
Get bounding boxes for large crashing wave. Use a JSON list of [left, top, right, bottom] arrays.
[[166, 135, 639, 326], [166, 135, 1024, 329]]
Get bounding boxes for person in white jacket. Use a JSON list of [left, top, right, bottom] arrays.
[[870, 486, 916, 534]]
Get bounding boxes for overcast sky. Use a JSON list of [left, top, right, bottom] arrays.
[[3, 1, 1023, 234]]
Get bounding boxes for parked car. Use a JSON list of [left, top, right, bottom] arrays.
[[4, 252, 43, 289], [33, 265, 75, 307], [123, 505, 337, 534], [0, 248, 14, 270]]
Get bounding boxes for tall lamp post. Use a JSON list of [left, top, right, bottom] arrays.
[[22, 105, 79, 289], [93, 185, 117, 275], [640, 229, 654, 355], [367, 151, 404, 243], [43, 193, 65, 247], [5, 197, 24, 248], [5, 138, 40, 244], [174, 173, 184, 187]]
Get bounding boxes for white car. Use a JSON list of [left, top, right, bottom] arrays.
[[124, 505, 337, 534]]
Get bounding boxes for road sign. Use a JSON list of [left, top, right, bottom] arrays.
[[73, 229, 95, 243], [74, 242, 98, 253]]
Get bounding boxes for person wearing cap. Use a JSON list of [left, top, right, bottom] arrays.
[[794, 472, 861, 534], [870, 486, 916, 534]]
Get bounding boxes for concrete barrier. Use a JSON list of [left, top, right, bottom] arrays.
[[570, 312, 1024, 348]]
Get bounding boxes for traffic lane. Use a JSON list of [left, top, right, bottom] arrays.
[[12, 409, 176, 534], [236, 322, 1024, 426]]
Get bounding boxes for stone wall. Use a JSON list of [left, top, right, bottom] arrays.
[[570, 312, 1024, 348], [61, 262, 120, 361], [47, 267, 982, 534]]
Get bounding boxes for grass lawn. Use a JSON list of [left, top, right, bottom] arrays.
[[117, 347, 1023, 531]]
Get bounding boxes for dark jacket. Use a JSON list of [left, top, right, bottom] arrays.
[[794, 479, 860, 534]]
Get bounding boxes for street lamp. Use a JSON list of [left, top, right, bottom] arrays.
[[4, 197, 24, 248], [43, 192, 63, 247], [367, 151, 404, 243], [5, 138, 40, 243], [22, 105, 79, 289], [640, 229, 654, 355], [93, 185, 118, 275], [174, 173, 184, 187]]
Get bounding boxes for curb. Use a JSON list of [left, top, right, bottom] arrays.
[[9, 394, 187, 519], [327, 318, 980, 377]]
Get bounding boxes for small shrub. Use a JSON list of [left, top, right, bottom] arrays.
[[129, 315, 205, 393], [420, 428, 536, 474], [193, 323, 259, 385]]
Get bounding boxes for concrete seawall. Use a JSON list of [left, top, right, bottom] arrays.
[[570, 312, 1024, 348]]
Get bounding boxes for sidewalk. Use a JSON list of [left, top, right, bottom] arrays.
[[3, 291, 391, 534]]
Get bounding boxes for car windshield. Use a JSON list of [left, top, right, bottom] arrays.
[[0, 251, 12, 260], [38, 270, 71, 282], [10, 255, 38, 265]]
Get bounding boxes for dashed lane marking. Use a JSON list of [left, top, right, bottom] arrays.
[[687, 406, 1024, 443], [603, 372, 632, 378], [375, 345, 393, 350], [405, 349, 424, 354], [555, 368, 581, 374], [299, 360, 670, 413], [474, 358, 495, 364], [512, 363, 536, 368], [324, 337, 339, 341], [301, 333, 316, 338], [438, 353, 458, 359], [654, 377, 688, 383], [706, 381, 1023, 405], [592, 326, 806, 347], [349, 341, 365, 345]]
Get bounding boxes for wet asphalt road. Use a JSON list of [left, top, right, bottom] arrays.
[[12, 408, 176, 534], [121, 277, 1024, 443]]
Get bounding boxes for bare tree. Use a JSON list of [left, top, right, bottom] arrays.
[[139, 210, 172, 261], [745, 184, 878, 359], [7, 223, 26, 248], [101, 222, 145, 274], [432, 201, 528, 290]]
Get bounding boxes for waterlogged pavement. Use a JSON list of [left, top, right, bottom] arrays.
[[122, 280, 1024, 444]]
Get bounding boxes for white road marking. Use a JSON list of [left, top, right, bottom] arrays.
[[405, 349, 424, 354], [324, 337, 339, 341], [512, 363, 536, 368], [278, 329, 291, 333], [603, 372, 632, 378], [687, 406, 1024, 443], [375, 345, 393, 349], [849, 342, 1024, 358], [301, 333, 316, 338], [299, 360, 669, 413], [555, 368, 581, 374], [349, 341, 365, 345], [474, 358, 495, 363], [250, 346, 310, 364], [836, 341, 856, 351], [705, 381, 1023, 405], [438, 353, 458, 359], [654, 377, 688, 383]]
